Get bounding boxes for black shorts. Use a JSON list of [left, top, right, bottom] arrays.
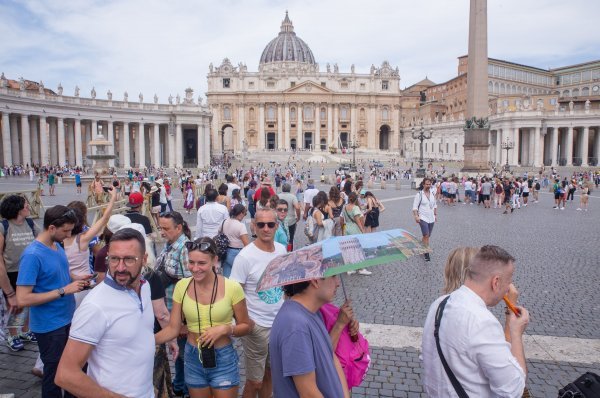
[[482, 194, 490, 201], [554, 192, 561, 200], [522, 192, 529, 197], [76, 183, 82, 187]]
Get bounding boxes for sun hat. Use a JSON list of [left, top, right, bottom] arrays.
[[155, 179, 164, 186], [150, 186, 159, 193]]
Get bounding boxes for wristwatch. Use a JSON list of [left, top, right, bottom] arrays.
[[58, 288, 65, 298]]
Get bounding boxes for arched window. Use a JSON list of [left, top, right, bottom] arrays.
[[488, 81, 493, 93], [381, 107, 389, 120], [320, 107, 326, 120], [290, 107, 296, 120], [223, 106, 231, 120], [562, 90, 570, 97], [304, 105, 313, 120], [360, 108, 365, 120], [249, 107, 255, 121], [582, 87, 590, 96], [572, 88, 580, 97], [340, 106, 348, 120], [267, 105, 276, 120]]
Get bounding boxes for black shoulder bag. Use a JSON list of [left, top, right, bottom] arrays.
[[434, 296, 470, 398]]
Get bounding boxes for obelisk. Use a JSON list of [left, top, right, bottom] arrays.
[[462, 0, 491, 173]]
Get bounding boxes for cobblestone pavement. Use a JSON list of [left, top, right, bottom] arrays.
[[0, 170, 598, 397]]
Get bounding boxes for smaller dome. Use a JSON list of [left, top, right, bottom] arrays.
[[259, 12, 316, 65]]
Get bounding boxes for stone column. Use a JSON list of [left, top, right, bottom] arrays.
[[550, 127, 558, 167], [368, 105, 376, 149], [21, 115, 31, 166], [39, 116, 49, 167], [333, 105, 339, 147], [258, 104, 265, 150], [277, 103, 283, 150], [203, 123, 210, 167], [84, 122, 91, 158], [566, 126, 573, 166], [581, 126, 589, 167], [57, 118, 66, 166], [91, 120, 98, 156], [49, 120, 58, 166], [351, 105, 357, 144], [107, 121, 115, 167], [392, 106, 400, 150], [533, 126, 541, 167], [66, 120, 75, 166], [168, 126, 175, 168], [138, 122, 146, 168], [297, 103, 303, 148], [175, 123, 183, 167], [153, 124, 160, 167], [75, 119, 83, 167], [238, 104, 245, 151], [314, 103, 320, 151], [594, 127, 600, 166], [30, 118, 39, 166], [511, 128, 519, 166], [495, 129, 502, 165], [10, 116, 20, 165], [284, 103, 290, 149], [1, 113, 12, 166], [196, 124, 205, 169], [122, 123, 131, 169], [327, 104, 333, 148]]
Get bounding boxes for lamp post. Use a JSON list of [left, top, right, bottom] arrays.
[[348, 137, 359, 171], [501, 140, 514, 172], [411, 124, 433, 178]]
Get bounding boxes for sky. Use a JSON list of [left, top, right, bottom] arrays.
[[1, 0, 599, 102]]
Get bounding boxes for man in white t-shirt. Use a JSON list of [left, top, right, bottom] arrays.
[[230, 208, 287, 398], [302, 179, 319, 220], [226, 174, 241, 198], [195, 188, 229, 239], [56, 228, 155, 398]]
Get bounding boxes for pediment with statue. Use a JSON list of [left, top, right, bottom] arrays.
[[374, 61, 400, 78]]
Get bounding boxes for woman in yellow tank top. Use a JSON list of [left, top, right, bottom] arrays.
[[155, 237, 253, 398]]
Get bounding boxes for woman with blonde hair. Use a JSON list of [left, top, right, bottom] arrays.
[[443, 247, 479, 294]]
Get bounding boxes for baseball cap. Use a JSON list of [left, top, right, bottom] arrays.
[[127, 192, 144, 207], [107, 214, 131, 233]]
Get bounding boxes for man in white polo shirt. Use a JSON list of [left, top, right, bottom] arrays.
[[56, 228, 155, 398]]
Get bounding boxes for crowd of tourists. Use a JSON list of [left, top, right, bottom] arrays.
[[0, 158, 595, 398]]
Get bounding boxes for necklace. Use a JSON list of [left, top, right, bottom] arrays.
[[193, 272, 218, 343]]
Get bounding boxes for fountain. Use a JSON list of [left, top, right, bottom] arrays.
[[87, 129, 116, 175]]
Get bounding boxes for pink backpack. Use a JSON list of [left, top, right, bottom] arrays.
[[319, 303, 371, 389]]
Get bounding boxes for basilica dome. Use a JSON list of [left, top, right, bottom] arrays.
[[259, 12, 316, 65]]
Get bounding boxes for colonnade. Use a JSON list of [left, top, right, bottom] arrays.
[[490, 125, 600, 167], [0, 112, 211, 169]]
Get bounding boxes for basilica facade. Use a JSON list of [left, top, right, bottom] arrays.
[[206, 12, 416, 154]]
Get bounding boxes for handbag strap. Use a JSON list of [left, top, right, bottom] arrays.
[[434, 296, 470, 398]]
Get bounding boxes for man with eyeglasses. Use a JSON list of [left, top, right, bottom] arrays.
[[16, 205, 86, 397], [230, 208, 287, 398], [56, 228, 155, 397]]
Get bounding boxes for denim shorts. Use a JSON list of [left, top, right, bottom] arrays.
[[184, 342, 240, 390]]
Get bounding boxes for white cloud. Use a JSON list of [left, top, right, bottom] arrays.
[[1, 0, 598, 99]]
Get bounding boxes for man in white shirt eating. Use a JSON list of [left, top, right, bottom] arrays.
[[422, 245, 530, 398]]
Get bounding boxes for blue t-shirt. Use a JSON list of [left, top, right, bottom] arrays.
[[17, 241, 76, 333], [270, 300, 344, 398], [75, 174, 81, 184]]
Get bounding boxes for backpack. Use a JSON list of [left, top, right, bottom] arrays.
[[304, 208, 317, 241], [213, 220, 230, 261], [535, 182, 541, 190], [2, 218, 36, 238]]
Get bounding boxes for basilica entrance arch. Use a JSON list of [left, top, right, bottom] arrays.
[[220, 124, 234, 151], [290, 138, 297, 150], [183, 128, 198, 167], [379, 125, 390, 150], [339, 132, 348, 149], [304, 132, 313, 150], [320, 138, 327, 151]]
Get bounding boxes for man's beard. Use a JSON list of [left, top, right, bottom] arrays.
[[110, 269, 140, 288]]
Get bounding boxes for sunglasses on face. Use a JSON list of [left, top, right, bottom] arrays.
[[256, 222, 277, 229], [185, 240, 215, 254], [276, 208, 288, 213]]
